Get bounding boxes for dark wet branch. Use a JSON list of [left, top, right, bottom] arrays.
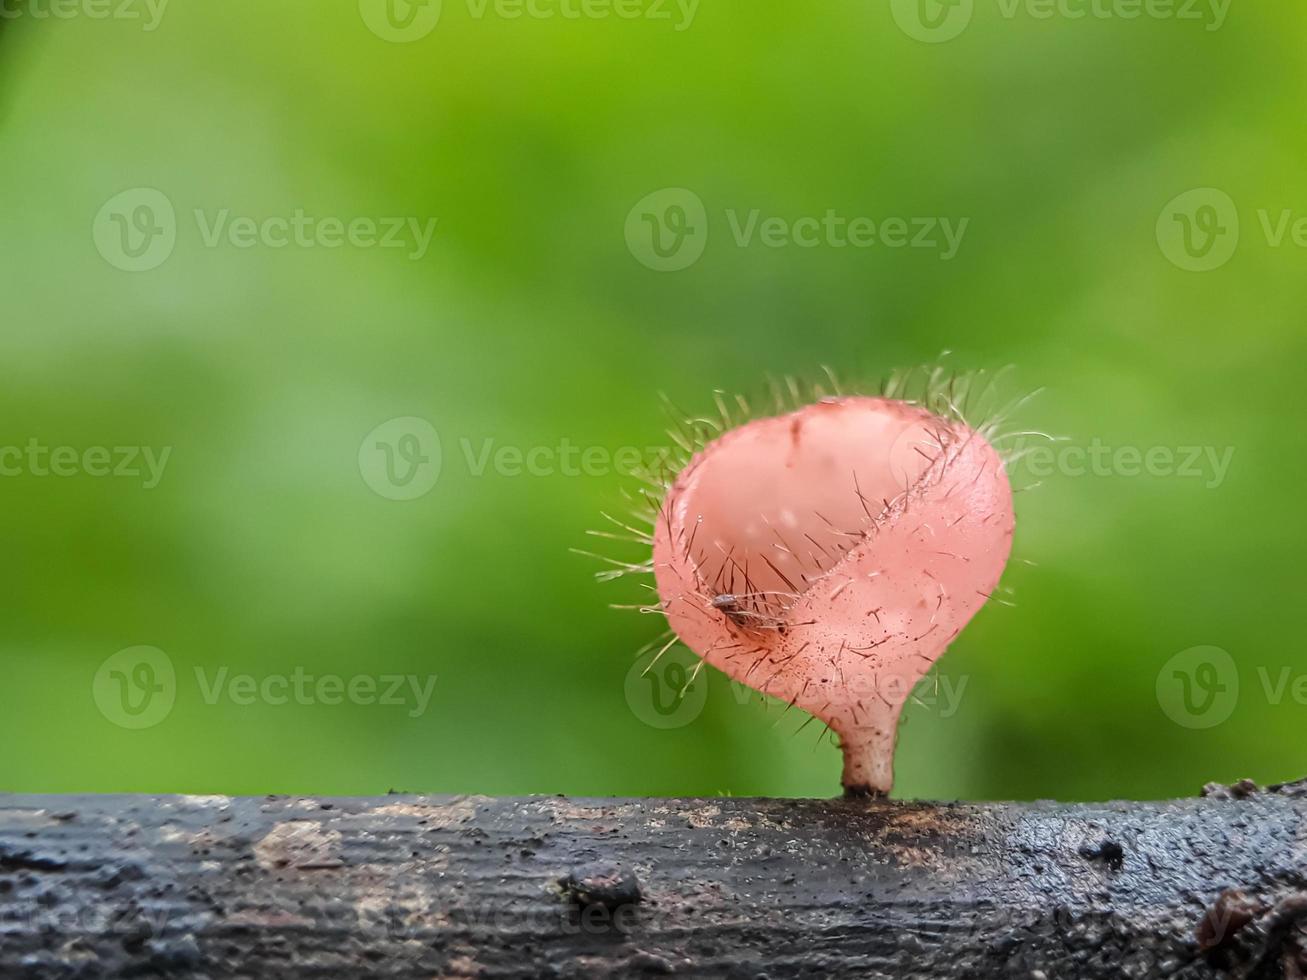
[[3, 782, 1307, 978]]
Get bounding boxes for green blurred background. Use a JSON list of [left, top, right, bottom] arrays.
[[1, 0, 1303, 802]]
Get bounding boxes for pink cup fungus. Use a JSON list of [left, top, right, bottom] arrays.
[[590, 372, 1020, 798]]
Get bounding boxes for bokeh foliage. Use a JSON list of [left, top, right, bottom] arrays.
[[1, 1, 1304, 800]]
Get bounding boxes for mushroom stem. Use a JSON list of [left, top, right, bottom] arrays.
[[838, 723, 900, 798]]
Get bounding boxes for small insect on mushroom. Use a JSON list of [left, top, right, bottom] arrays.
[[709, 592, 748, 622], [704, 590, 798, 632], [711, 592, 766, 629]]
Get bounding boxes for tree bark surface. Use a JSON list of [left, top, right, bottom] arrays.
[[3, 783, 1306, 978]]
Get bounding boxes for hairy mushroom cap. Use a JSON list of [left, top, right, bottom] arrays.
[[651, 395, 1014, 796]]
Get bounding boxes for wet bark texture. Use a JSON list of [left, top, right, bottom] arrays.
[[3, 781, 1307, 979]]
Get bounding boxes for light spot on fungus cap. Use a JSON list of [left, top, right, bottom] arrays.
[[651, 394, 1014, 797]]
